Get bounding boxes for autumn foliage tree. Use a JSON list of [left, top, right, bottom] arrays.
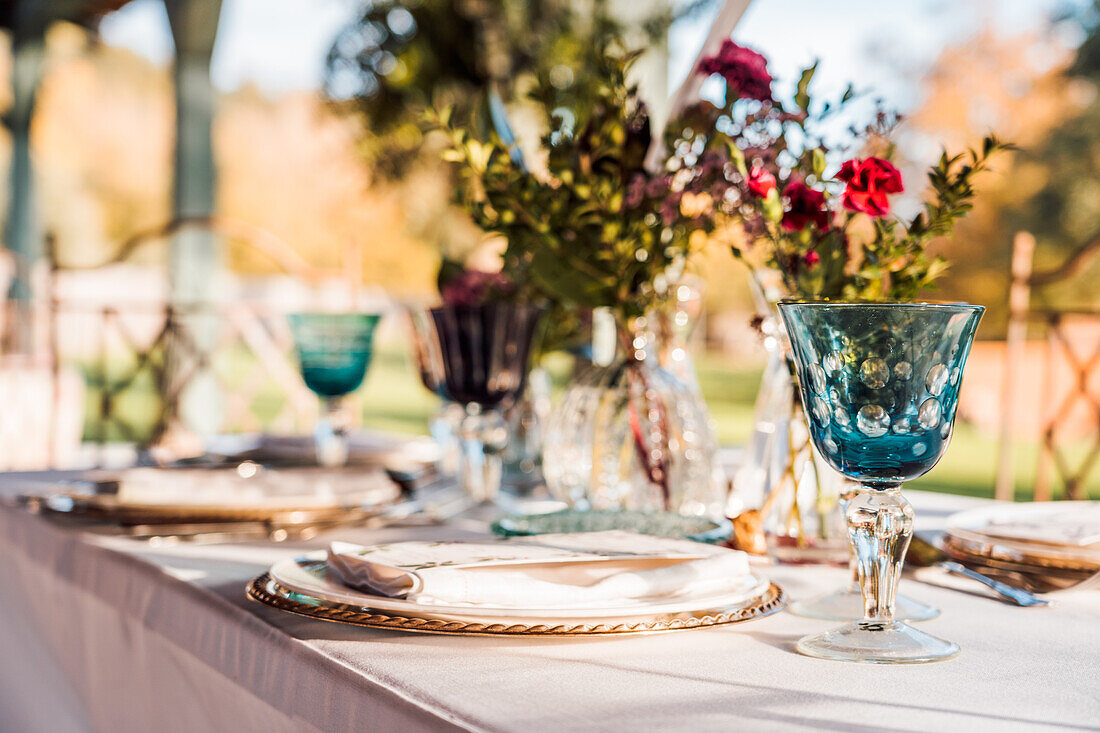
[[902, 7, 1100, 332]]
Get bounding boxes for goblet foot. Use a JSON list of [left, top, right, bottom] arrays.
[[796, 620, 958, 664], [789, 587, 939, 622]]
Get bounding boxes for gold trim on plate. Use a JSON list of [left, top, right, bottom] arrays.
[[246, 572, 787, 636]]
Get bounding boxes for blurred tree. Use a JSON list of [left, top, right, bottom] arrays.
[[216, 88, 443, 293], [903, 4, 1100, 333], [1001, 1, 1100, 299], [321, 0, 719, 296], [18, 28, 445, 293], [32, 27, 173, 267], [323, 0, 706, 178]]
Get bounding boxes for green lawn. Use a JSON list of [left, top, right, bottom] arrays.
[[360, 343, 1098, 501], [79, 340, 1098, 500]]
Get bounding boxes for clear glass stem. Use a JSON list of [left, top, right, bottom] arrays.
[[429, 401, 465, 477], [846, 553, 860, 593], [840, 493, 860, 593], [457, 404, 507, 503], [847, 484, 914, 623], [314, 397, 350, 467]]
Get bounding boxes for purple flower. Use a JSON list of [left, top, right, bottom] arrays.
[[441, 269, 513, 306], [646, 174, 674, 199], [742, 215, 767, 238], [781, 182, 829, 232], [778, 110, 809, 124]]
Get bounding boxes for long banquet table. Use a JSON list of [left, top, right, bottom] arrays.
[[0, 475, 1097, 733]]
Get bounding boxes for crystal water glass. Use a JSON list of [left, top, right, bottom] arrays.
[[288, 313, 381, 467], [778, 301, 983, 663], [408, 302, 543, 503]]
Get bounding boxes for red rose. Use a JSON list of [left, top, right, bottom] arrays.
[[803, 251, 821, 269], [836, 157, 904, 217], [697, 40, 773, 103], [746, 166, 776, 198], [781, 182, 829, 231]]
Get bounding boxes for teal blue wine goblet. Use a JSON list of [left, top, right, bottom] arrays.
[[777, 301, 983, 663], [288, 313, 381, 467]]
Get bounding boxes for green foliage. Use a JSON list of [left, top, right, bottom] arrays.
[[882, 136, 1016, 300], [435, 50, 720, 324]]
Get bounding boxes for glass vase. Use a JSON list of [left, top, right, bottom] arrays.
[[543, 314, 721, 517], [744, 317, 939, 619], [725, 269, 851, 562], [763, 363, 853, 564], [727, 311, 851, 563]]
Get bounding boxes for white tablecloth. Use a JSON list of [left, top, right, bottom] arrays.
[[0, 481, 1097, 733]]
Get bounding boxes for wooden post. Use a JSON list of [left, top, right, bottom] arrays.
[[644, 0, 754, 171], [2, 30, 45, 352], [996, 232, 1034, 502], [165, 0, 224, 438], [1035, 316, 1057, 502]]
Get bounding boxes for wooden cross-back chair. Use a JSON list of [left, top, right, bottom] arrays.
[[43, 216, 367, 464], [996, 232, 1100, 501]]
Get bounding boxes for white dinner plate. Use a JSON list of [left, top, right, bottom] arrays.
[[268, 553, 772, 621]]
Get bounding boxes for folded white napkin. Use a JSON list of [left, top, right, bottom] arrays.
[[327, 531, 756, 609]]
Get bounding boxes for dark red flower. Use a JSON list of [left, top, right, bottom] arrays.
[[781, 183, 829, 231], [624, 173, 647, 209], [746, 166, 777, 198], [836, 157, 904, 217], [803, 250, 821, 269], [441, 269, 513, 306], [697, 40, 773, 103]]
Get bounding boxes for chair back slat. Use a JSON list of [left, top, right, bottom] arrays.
[[997, 232, 1100, 501]]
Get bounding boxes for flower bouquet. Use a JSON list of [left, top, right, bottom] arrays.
[[435, 47, 727, 517], [670, 39, 1010, 556]]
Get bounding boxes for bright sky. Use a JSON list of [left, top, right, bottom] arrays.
[[99, 0, 1070, 108], [98, 0, 357, 94]]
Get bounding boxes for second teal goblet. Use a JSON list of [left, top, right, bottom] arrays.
[[288, 312, 381, 467], [778, 301, 983, 664]]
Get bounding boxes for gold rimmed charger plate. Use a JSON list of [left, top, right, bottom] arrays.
[[941, 535, 1097, 581], [246, 561, 787, 637], [944, 502, 1100, 576], [47, 497, 391, 526], [31, 466, 402, 527]]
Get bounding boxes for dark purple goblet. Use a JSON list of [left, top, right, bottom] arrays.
[[408, 302, 543, 502]]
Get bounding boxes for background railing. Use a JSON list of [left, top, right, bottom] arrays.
[[0, 217, 376, 469], [997, 232, 1100, 501]]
